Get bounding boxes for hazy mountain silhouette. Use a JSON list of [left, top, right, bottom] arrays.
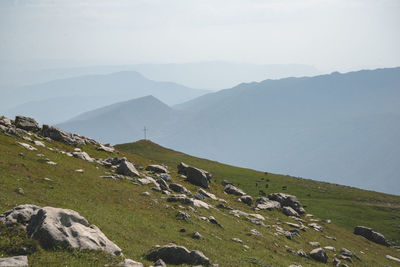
[[2, 71, 208, 124], [58, 67, 400, 194]]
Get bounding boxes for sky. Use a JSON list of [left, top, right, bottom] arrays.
[[0, 0, 399, 72]]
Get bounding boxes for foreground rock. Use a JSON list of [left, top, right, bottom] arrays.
[[177, 162, 211, 188], [268, 193, 306, 215], [72, 151, 94, 162], [146, 243, 210, 265], [310, 248, 328, 263], [0, 256, 28, 267], [15, 116, 40, 132], [1, 205, 122, 256], [255, 198, 281, 210], [354, 226, 390, 246], [116, 159, 140, 177]]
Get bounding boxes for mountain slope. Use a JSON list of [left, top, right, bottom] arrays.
[[1, 71, 209, 124], [1, 121, 400, 266], [56, 67, 400, 195]]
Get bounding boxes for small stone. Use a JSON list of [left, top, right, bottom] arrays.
[[232, 238, 243, 243], [16, 188, 24, 195], [192, 232, 203, 240], [141, 192, 150, 196], [309, 241, 320, 247], [75, 169, 84, 173]]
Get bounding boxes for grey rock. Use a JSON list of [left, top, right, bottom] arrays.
[[167, 194, 194, 206], [198, 189, 217, 200], [333, 257, 341, 267], [72, 151, 94, 162], [386, 255, 400, 263], [255, 198, 281, 210], [0, 116, 12, 127], [17, 188, 24, 195], [42, 125, 81, 146], [268, 193, 306, 214], [297, 249, 307, 258], [176, 211, 191, 221], [159, 173, 172, 182], [146, 165, 168, 174], [310, 248, 328, 263], [216, 203, 233, 210], [193, 193, 206, 200], [27, 206, 122, 256], [118, 259, 144, 267], [0, 256, 28, 267], [249, 229, 262, 236], [354, 226, 390, 246], [282, 206, 299, 217], [97, 144, 115, 153], [240, 195, 253, 206], [192, 232, 203, 240], [224, 184, 246, 196], [18, 142, 37, 151], [33, 140, 45, 147], [169, 183, 188, 194], [309, 241, 320, 247], [15, 116, 40, 132], [0, 204, 41, 225], [146, 243, 210, 265], [177, 162, 211, 188], [221, 180, 233, 186], [155, 178, 169, 191], [116, 159, 140, 177], [232, 238, 243, 243], [209, 216, 222, 227], [154, 259, 167, 267]]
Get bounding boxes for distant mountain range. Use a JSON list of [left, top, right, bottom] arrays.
[[58, 67, 400, 195], [1, 71, 209, 124]]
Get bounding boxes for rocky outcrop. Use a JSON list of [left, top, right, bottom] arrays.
[[177, 162, 211, 188], [354, 226, 390, 246], [27, 207, 122, 255], [240, 195, 253, 206], [224, 184, 246, 196], [282, 206, 299, 217], [15, 116, 40, 132], [146, 243, 210, 265], [42, 125, 82, 146], [0, 256, 28, 267], [146, 165, 168, 174], [268, 193, 306, 214], [310, 248, 328, 263], [116, 159, 140, 177]]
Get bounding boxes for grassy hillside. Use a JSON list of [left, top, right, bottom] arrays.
[[116, 140, 400, 245], [1, 131, 400, 266]]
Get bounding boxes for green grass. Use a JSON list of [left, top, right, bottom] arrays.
[[1, 133, 400, 266]]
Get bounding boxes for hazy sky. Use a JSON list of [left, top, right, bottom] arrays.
[[0, 0, 399, 72]]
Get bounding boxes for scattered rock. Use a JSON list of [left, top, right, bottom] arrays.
[[118, 259, 144, 267], [33, 140, 45, 147], [193, 199, 211, 209], [72, 151, 94, 162], [385, 255, 400, 263], [146, 165, 168, 174], [216, 203, 233, 210], [309, 241, 320, 247], [0, 255, 28, 267], [177, 162, 211, 188], [224, 184, 246, 196], [18, 142, 37, 151], [15, 116, 40, 132], [44, 178, 52, 182], [75, 169, 84, 173], [248, 229, 263, 236], [310, 248, 328, 263], [282, 206, 299, 217], [27, 206, 122, 256], [116, 159, 140, 177], [255, 198, 281, 210], [145, 243, 210, 265], [169, 183, 188, 194], [232, 238, 243, 243], [297, 249, 307, 258], [354, 226, 390, 246], [333, 257, 341, 266], [97, 144, 115, 153], [192, 232, 203, 240], [221, 180, 233, 186], [153, 259, 167, 267], [17, 188, 24, 195], [167, 194, 194, 206], [240, 195, 253, 206], [46, 161, 57, 165], [158, 173, 172, 182], [324, 246, 335, 251], [268, 193, 306, 214], [42, 125, 82, 146], [138, 176, 157, 185], [308, 223, 323, 232], [198, 189, 217, 200], [176, 211, 191, 221], [209, 216, 222, 227], [141, 191, 150, 196]]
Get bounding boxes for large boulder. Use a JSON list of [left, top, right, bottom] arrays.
[[116, 159, 140, 177], [0, 256, 28, 267], [310, 248, 328, 263], [224, 184, 246, 196], [15, 116, 40, 132], [354, 226, 390, 246], [177, 162, 211, 188], [27, 207, 122, 256], [146, 165, 168, 174], [72, 151, 94, 162], [0, 204, 41, 226], [0, 116, 12, 127], [268, 193, 306, 214], [42, 125, 80, 146], [146, 243, 210, 265]]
